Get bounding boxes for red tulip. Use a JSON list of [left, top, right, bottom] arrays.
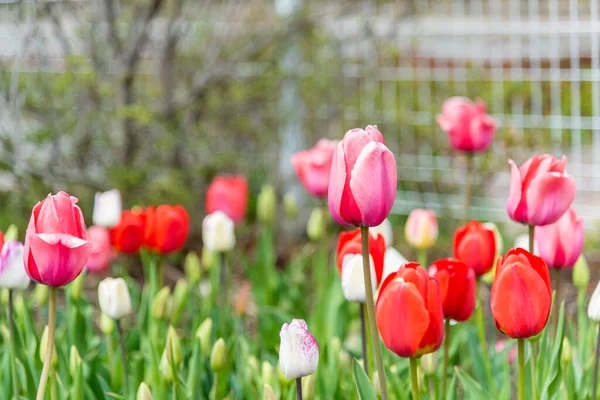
[[23, 192, 91, 287], [376, 262, 444, 357], [535, 208, 584, 269], [86, 226, 113, 273], [145, 205, 189, 254], [292, 139, 338, 198], [453, 221, 496, 276], [110, 209, 145, 254], [206, 175, 248, 224], [491, 248, 551, 339], [336, 229, 385, 302], [507, 154, 576, 226], [436, 97, 497, 153], [328, 126, 397, 227], [428, 258, 476, 321]]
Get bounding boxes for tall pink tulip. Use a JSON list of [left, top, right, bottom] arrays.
[[86, 226, 113, 273], [436, 97, 497, 152], [328, 125, 397, 227], [506, 154, 576, 226], [292, 139, 338, 198], [24, 192, 91, 287], [535, 208, 583, 269]]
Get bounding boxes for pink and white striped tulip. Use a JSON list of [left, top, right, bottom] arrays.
[[279, 319, 319, 379], [0, 241, 30, 289]]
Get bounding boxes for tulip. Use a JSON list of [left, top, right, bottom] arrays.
[[261, 361, 275, 386], [110, 209, 145, 254], [98, 278, 132, 320], [573, 255, 590, 291], [0, 241, 30, 289], [292, 138, 338, 198], [279, 319, 319, 382], [370, 218, 393, 248], [436, 97, 497, 153], [263, 384, 277, 400], [137, 382, 153, 400], [306, 207, 327, 241], [196, 317, 213, 356], [453, 221, 496, 276], [535, 208, 583, 269], [210, 338, 227, 372], [590, 281, 600, 400], [206, 175, 249, 224], [99, 313, 115, 335], [491, 248, 551, 339], [507, 154, 576, 226], [202, 211, 235, 253], [39, 325, 58, 367], [376, 262, 444, 357], [4, 225, 17, 242], [160, 326, 182, 383], [256, 184, 277, 224], [86, 226, 113, 273], [328, 125, 397, 227], [420, 353, 438, 376], [284, 193, 298, 218], [145, 205, 189, 254], [171, 279, 190, 325], [405, 209, 438, 250], [70, 272, 85, 301], [93, 189, 122, 228], [382, 247, 407, 282], [428, 258, 476, 322], [336, 229, 385, 302], [152, 287, 171, 320], [184, 251, 202, 284]]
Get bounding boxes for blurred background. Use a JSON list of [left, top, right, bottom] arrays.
[[0, 0, 598, 256]]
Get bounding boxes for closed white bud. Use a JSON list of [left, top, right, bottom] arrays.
[[340, 254, 376, 303], [93, 189, 122, 228], [420, 352, 437, 375], [588, 281, 600, 321], [136, 382, 152, 400], [202, 211, 235, 252], [0, 241, 30, 290], [98, 278, 132, 320], [370, 219, 393, 248], [279, 319, 319, 379]]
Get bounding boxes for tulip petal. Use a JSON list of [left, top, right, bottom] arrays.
[[350, 142, 397, 227], [506, 159, 523, 221], [30, 234, 90, 287], [328, 142, 348, 225], [525, 173, 576, 226]]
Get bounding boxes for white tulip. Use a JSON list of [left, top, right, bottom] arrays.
[[279, 319, 319, 379], [382, 247, 408, 282], [0, 241, 30, 290], [340, 254, 377, 303], [98, 278, 132, 320], [202, 211, 235, 252], [514, 233, 538, 255], [588, 281, 600, 321], [93, 190, 122, 228], [370, 219, 393, 248]]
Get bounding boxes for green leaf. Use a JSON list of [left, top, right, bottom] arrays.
[[540, 302, 566, 400], [445, 373, 458, 400], [454, 367, 493, 400], [353, 358, 377, 400]]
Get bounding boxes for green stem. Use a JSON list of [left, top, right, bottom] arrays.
[[36, 287, 57, 400], [410, 357, 419, 400], [463, 153, 473, 222], [296, 378, 303, 400], [213, 373, 219, 400], [8, 289, 19, 399], [518, 339, 525, 400], [552, 269, 562, 334], [50, 371, 57, 400], [530, 340, 537, 400], [116, 320, 129, 397], [475, 279, 496, 394], [219, 252, 226, 334], [442, 319, 450, 398], [592, 324, 600, 400], [417, 249, 427, 268], [528, 225, 534, 254], [360, 303, 369, 376], [360, 226, 389, 400]]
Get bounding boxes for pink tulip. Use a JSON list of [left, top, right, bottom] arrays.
[[507, 154, 576, 226], [86, 226, 114, 273], [535, 208, 584, 269], [24, 192, 91, 287], [328, 126, 397, 227], [404, 209, 438, 250], [292, 139, 339, 198], [436, 97, 498, 152]]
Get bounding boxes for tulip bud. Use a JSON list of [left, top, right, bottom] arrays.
[[0, 241, 30, 290], [70, 272, 85, 301], [262, 384, 277, 400], [98, 277, 133, 320], [561, 337, 572, 365], [302, 373, 316, 399], [136, 382, 153, 400], [248, 355, 259, 372], [279, 319, 319, 379], [202, 211, 236, 253], [184, 252, 202, 284], [39, 325, 58, 367], [404, 209, 438, 250], [33, 284, 49, 306], [171, 279, 190, 325], [195, 317, 213, 356], [99, 312, 115, 335], [69, 345, 83, 377], [307, 208, 327, 241], [283, 193, 298, 218], [210, 338, 227, 372], [420, 352, 438, 375], [573, 255, 590, 291], [261, 361, 274, 386], [152, 287, 171, 320], [160, 326, 182, 382], [93, 189, 122, 228], [4, 224, 18, 242], [202, 247, 215, 270], [257, 184, 276, 224], [588, 281, 600, 321]]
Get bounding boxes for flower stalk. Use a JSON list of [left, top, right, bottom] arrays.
[[37, 287, 57, 400]]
